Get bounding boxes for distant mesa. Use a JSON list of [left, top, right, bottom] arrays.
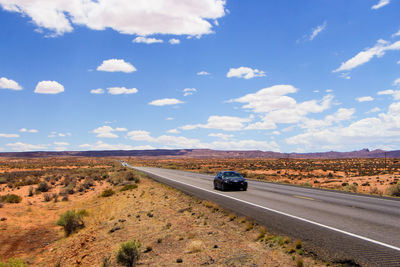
[[0, 148, 399, 159]]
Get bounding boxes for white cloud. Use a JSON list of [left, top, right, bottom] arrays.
[[0, 133, 19, 138], [93, 126, 125, 138], [97, 59, 136, 73], [397, 60, 400, 64], [54, 141, 69, 146], [133, 36, 163, 44], [0, 77, 22, 90], [48, 131, 71, 138], [127, 130, 155, 142], [368, 107, 381, 113], [91, 88, 104, 94], [393, 29, 400, 37], [356, 96, 374, 102], [309, 21, 327, 41], [169, 38, 180, 45], [334, 39, 400, 72], [34, 80, 64, 94], [166, 117, 174, 121], [79, 141, 134, 151], [377, 89, 400, 100], [299, 108, 355, 130], [183, 88, 197, 96], [0, 0, 226, 37], [230, 85, 333, 129], [6, 142, 48, 151], [371, 0, 390, 10], [180, 115, 253, 131], [149, 98, 184, 106], [286, 101, 400, 150], [326, 89, 333, 93], [167, 129, 180, 134], [19, 128, 38, 133], [393, 78, 400, 86], [107, 87, 138, 95], [197, 71, 210, 76], [226, 66, 266, 79], [208, 133, 233, 140]]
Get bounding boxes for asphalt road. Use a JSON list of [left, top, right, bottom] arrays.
[[128, 165, 400, 266]]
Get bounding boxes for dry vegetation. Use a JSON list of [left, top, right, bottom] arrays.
[[127, 157, 400, 196], [0, 157, 332, 266]]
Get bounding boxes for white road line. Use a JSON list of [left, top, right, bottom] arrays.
[[135, 167, 400, 252]]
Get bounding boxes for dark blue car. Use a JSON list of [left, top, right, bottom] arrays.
[[214, 171, 247, 191]]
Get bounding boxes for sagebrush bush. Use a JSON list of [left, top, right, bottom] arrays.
[[0, 194, 22, 203], [0, 258, 27, 267], [56, 209, 88, 236], [43, 193, 52, 202], [101, 188, 115, 197], [36, 181, 49, 192], [116, 240, 141, 267], [120, 184, 138, 192], [386, 182, 400, 197]]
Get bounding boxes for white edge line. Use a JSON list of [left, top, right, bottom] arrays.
[[135, 167, 400, 252]]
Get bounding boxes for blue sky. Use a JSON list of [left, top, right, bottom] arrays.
[[0, 0, 400, 153]]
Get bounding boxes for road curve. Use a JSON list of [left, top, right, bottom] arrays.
[[130, 165, 400, 266]]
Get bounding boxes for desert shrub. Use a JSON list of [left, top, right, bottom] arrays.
[[56, 209, 88, 236], [28, 186, 34, 197], [343, 184, 358, 193], [43, 193, 52, 202], [386, 182, 400, 197], [0, 203, 3, 208], [36, 181, 49, 192], [101, 188, 115, 197], [0, 259, 26, 267], [116, 240, 141, 267], [120, 184, 138, 192], [0, 258, 27, 267], [82, 179, 94, 189], [0, 194, 22, 203], [370, 187, 381, 195], [101, 256, 112, 267]]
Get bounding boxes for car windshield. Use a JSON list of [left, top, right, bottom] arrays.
[[223, 172, 242, 179]]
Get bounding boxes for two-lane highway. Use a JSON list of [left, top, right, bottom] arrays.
[[130, 165, 400, 266]]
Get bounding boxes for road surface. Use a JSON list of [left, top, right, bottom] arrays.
[[128, 165, 400, 266]]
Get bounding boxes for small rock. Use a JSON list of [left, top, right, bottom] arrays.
[[0, 218, 6, 221], [213, 245, 218, 249], [176, 258, 183, 263], [119, 219, 126, 223]]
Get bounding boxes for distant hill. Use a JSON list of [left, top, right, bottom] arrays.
[[0, 148, 399, 159]]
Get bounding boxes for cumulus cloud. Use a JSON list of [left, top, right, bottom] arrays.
[[149, 98, 184, 106], [97, 59, 136, 73], [197, 71, 210, 76], [309, 21, 327, 41], [0, 77, 22, 90], [0, 133, 19, 138], [0, 0, 226, 37], [167, 129, 180, 134], [92, 126, 126, 138], [286, 101, 400, 151], [368, 107, 381, 113], [180, 115, 253, 131], [54, 141, 69, 151], [230, 85, 333, 129], [183, 88, 197, 96], [79, 141, 134, 151], [6, 142, 48, 151], [207, 139, 280, 152], [226, 67, 266, 79], [169, 38, 180, 45], [393, 78, 400, 86], [371, 0, 390, 9], [90, 88, 104, 94], [107, 87, 138, 95], [356, 96, 374, 102], [334, 39, 400, 72], [34, 80, 64, 94], [133, 36, 163, 44], [377, 89, 400, 100]]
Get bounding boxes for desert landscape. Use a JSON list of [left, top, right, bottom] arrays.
[[0, 157, 333, 266]]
